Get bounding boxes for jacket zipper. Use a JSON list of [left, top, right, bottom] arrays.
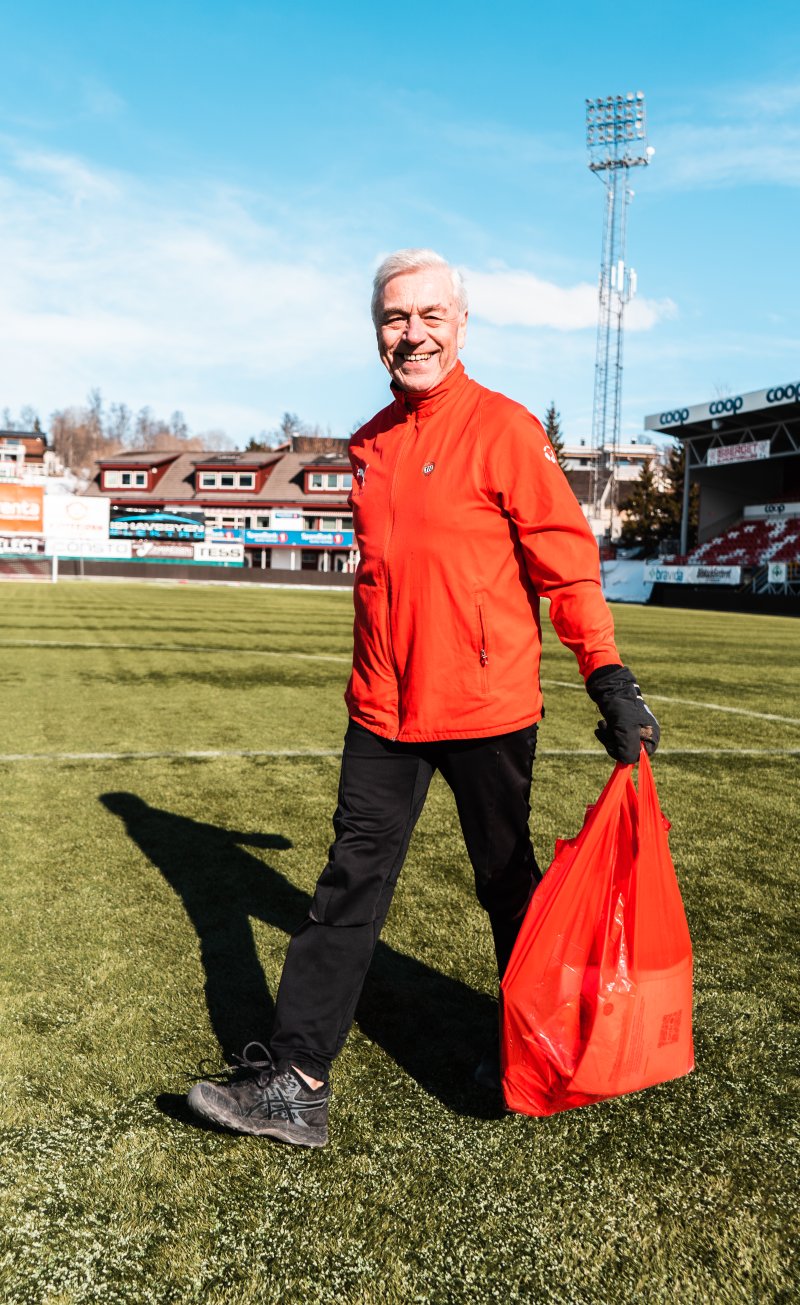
[[477, 598, 489, 692], [382, 410, 416, 738]]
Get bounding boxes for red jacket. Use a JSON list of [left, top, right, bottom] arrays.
[[345, 362, 619, 742]]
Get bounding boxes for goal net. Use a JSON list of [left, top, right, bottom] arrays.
[[0, 555, 57, 582]]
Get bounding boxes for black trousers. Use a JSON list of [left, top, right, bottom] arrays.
[[269, 720, 541, 1081]]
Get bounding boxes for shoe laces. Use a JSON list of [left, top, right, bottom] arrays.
[[192, 1040, 277, 1089], [234, 1041, 278, 1088]]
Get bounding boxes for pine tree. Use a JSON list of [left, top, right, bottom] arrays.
[[659, 440, 698, 554], [619, 458, 664, 555], [543, 401, 567, 469]]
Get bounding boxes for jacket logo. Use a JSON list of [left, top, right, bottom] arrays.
[[422, 462, 435, 476], [356, 465, 368, 489], [543, 445, 557, 464]]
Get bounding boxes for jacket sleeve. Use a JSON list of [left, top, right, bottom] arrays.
[[482, 403, 620, 680]]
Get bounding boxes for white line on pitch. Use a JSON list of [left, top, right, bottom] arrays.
[[0, 748, 343, 763], [3, 643, 797, 725], [0, 639, 350, 663], [541, 679, 800, 726], [1, 747, 799, 765]]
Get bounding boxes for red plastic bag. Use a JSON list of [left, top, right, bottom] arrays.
[[500, 749, 694, 1116]]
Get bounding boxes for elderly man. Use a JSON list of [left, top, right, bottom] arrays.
[[188, 248, 659, 1146]]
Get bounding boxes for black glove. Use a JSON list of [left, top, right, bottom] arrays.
[[586, 664, 660, 765]]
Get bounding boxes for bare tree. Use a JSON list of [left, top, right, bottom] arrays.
[[106, 402, 133, 445]]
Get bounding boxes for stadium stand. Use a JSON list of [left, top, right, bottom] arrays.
[[645, 380, 800, 608], [686, 515, 800, 566]]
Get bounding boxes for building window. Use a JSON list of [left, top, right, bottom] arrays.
[[301, 550, 319, 571], [307, 471, 352, 492], [104, 469, 147, 488], [197, 470, 256, 489]]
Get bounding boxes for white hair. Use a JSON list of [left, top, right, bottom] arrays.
[[371, 248, 468, 326]]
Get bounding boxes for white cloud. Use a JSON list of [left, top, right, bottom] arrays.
[[0, 143, 375, 435], [10, 146, 122, 201], [465, 266, 676, 332], [653, 81, 800, 189]]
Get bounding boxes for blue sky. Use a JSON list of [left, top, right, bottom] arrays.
[[1, 1, 798, 444]]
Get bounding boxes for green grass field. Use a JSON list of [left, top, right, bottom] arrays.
[[1, 580, 797, 1304]]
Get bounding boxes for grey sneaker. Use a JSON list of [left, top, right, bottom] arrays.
[[187, 1043, 329, 1147]]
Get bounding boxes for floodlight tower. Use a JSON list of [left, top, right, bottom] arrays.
[[586, 92, 652, 533]]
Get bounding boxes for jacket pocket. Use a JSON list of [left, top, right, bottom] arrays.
[[474, 592, 490, 694]]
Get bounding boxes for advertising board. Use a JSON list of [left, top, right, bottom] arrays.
[[0, 484, 44, 533], [110, 507, 206, 540], [46, 539, 133, 559], [706, 441, 770, 468], [645, 380, 800, 431], [0, 534, 44, 554], [43, 495, 110, 540], [743, 502, 800, 519], [241, 528, 354, 548], [643, 564, 742, 586], [194, 543, 245, 565], [130, 540, 196, 559]]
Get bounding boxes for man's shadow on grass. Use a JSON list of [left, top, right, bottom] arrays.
[[100, 792, 500, 1119]]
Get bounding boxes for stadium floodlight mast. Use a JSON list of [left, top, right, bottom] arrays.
[[586, 92, 654, 534]]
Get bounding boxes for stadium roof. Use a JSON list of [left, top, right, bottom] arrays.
[[645, 381, 800, 437]]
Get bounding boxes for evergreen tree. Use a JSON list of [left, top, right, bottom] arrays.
[[659, 440, 699, 554], [543, 401, 568, 469], [619, 458, 664, 555]]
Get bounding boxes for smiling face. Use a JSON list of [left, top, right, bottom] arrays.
[[376, 266, 468, 394]]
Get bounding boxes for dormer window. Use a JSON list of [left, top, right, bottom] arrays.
[[197, 470, 259, 490], [308, 471, 352, 491], [104, 469, 148, 489]]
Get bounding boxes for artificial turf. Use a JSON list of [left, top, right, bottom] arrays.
[[0, 581, 797, 1303]]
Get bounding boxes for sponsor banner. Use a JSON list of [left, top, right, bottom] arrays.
[[743, 501, 800, 519], [43, 495, 110, 540], [0, 483, 44, 533], [707, 440, 770, 467], [0, 534, 44, 554], [768, 562, 788, 583], [211, 528, 244, 542], [194, 543, 245, 565], [645, 380, 800, 431], [131, 540, 196, 559], [110, 506, 206, 540], [242, 528, 354, 548], [644, 564, 742, 586], [46, 538, 132, 559]]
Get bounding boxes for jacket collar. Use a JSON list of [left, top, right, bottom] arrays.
[[391, 360, 469, 418]]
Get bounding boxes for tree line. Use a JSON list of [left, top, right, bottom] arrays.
[[0, 395, 324, 478], [3, 393, 695, 551]]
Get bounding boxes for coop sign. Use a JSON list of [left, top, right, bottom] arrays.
[[645, 380, 800, 431], [743, 502, 800, 519]]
